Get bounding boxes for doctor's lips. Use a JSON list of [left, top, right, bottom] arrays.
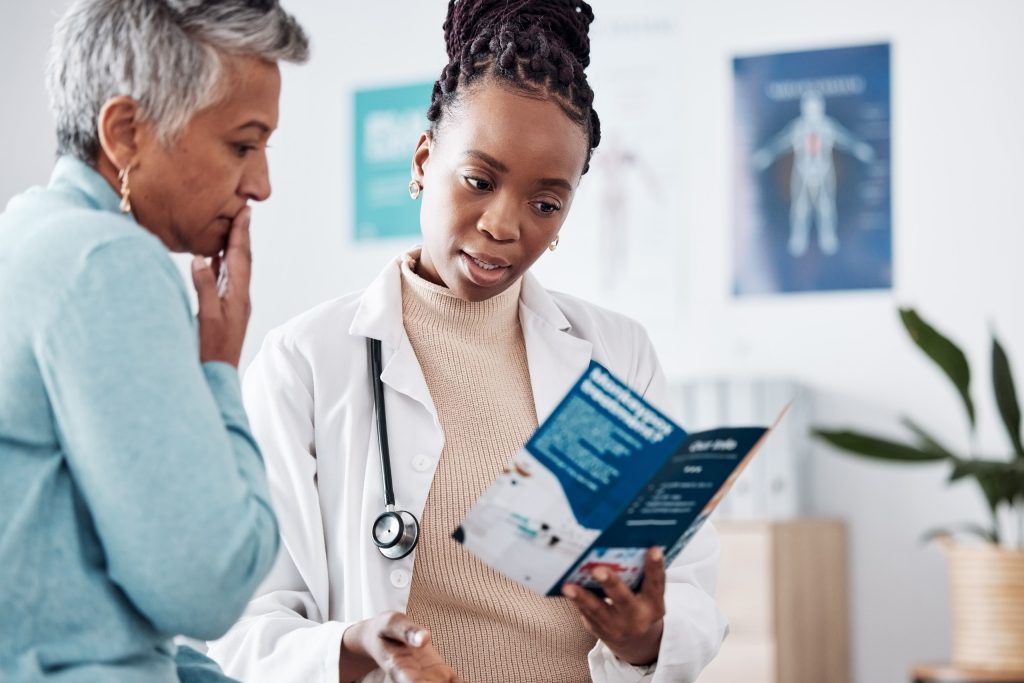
[[460, 249, 512, 286], [463, 250, 510, 270]]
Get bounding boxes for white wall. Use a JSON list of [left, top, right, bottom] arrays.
[[0, 2, 60, 199], [4, 2, 1024, 682]]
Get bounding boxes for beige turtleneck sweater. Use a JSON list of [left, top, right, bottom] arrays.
[[399, 254, 595, 682]]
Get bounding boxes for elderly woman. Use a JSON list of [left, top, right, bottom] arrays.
[[0, 1, 308, 680]]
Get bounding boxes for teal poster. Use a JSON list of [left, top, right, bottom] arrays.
[[353, 82, 433, 241]]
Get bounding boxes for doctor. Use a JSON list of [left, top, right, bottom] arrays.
[[209, 1, 727, 682]]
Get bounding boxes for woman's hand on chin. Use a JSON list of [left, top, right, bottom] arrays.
[[191, 207, 252, 368], [340, 611, 467, 683]]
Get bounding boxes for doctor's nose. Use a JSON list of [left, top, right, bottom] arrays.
[[476, 196, 520, 242]]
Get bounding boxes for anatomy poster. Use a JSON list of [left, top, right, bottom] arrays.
[[530, 0, 681, 348], [733, 43, 891, 295]]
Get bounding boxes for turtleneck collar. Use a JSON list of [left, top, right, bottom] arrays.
[[399, 248, 522, 341]]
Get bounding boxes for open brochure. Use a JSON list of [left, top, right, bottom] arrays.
[[453, 361, 787, 597]]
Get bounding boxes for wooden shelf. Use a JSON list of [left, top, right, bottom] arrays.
[[912, 664, 1024, 682], [697, 519, 850, 683]]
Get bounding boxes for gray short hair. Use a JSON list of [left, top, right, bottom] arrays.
[[46, 0, 310, 163]]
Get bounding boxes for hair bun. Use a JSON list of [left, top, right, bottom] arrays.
[[442, 0, 594, 68]]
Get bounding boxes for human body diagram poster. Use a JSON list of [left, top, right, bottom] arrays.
[[733, 43, 892, 295], [529, 0, 683, 350]]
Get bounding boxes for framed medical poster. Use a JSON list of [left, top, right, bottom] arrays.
[[353, 82, 433, 241], [733, 43, 891, 295]]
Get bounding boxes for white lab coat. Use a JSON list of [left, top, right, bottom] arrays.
[[208, 256, 728, 683]]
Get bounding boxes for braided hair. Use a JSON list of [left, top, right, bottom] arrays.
[[427, 0, 601, 174]]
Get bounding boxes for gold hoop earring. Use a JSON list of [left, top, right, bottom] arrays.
[[548, 234, 560, 252], [408, 179, 422, 200], [118, 166, 132, 214]]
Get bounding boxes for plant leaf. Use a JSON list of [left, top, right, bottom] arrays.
[[813, 429, 949, 463], [901, 417, 957, 458], [900, 308, 976, 429], [947, 459, 1024, 539], [992, 334, 1024, 458], [947, 458, 1024, 480], [921, 523, 998, 544], [948, 458, 973, 482]]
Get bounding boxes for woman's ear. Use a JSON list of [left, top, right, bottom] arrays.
[[96, 96, 143, 171], [410, 131, 433, 184]]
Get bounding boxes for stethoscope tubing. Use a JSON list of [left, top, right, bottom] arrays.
[[367, 337, 420, 560], [368, 337, 397, 508]]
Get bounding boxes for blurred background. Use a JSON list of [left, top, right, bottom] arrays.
[[4, 1, 1023, 681]]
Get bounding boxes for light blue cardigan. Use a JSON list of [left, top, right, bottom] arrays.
[[0, 157, 279, 681]]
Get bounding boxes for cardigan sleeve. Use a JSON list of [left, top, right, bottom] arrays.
[[36, 235, 279, 640]]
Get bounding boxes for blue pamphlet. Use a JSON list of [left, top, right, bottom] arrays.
[[454, 362, 784, 597]]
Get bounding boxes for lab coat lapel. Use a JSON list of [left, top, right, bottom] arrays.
[[378, 337, 436, 422], [349, 258, 437, 420], [350, 261, 591, 422], [519, 273, 593, 423]]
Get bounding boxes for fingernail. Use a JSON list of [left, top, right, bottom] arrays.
[[191, 256, 208, 270], [409, 630, 425, 647], [593, 569, 609, 582], [562, 586, 577, 599], [651, 547, 664, 561]]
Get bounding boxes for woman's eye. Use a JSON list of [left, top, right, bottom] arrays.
[[465, 176, 492, 191], [534, 200, 561, 215]]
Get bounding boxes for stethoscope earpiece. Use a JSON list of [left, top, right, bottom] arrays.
[[367, 338, 421, 561]]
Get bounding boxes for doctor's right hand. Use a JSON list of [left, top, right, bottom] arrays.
[[340, 611, 467, 683], [191, 207, 252, 368]]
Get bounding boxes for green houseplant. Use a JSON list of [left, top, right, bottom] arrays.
[[814, 308, 1024, 671]]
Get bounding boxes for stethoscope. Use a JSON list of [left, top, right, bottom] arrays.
[[367, 338, 420, 560]]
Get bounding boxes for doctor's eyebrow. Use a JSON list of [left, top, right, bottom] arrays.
[[464, 149, 509, 173], [464, 149, 573, 192]]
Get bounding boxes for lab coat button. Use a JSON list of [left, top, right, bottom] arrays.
[[390, 569, 410, 588], [411, 454, 434, 472]]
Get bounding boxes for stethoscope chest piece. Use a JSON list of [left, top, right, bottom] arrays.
[[372, 508, 420, 560]]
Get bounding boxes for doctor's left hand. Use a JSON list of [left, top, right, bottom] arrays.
[[562, 546, 666, 667]]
